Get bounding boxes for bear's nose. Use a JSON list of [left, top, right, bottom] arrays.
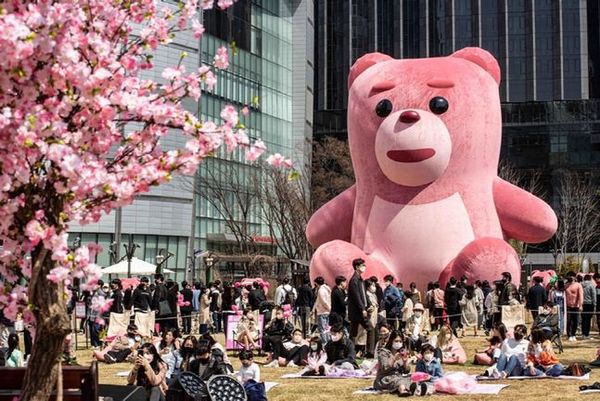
[[399, 110, 420, 124]]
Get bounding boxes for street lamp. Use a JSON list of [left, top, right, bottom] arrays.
[[155, 248, 174, 275], [123, 235, 139, 278], [204, 254, 215, 284]]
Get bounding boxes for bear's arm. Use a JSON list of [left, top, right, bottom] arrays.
[[305, 185, 356, 247], [493, 177, 558, 243]]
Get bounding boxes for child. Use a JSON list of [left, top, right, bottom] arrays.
[[415, 343, 444, 380], [301, 337, 328, 376], [525, 329, 562, 377], [237, 349, 261, 383]]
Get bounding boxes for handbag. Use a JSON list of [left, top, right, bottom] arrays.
[[159, 300, 173, 316]]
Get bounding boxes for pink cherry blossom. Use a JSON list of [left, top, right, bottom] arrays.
[[241, 106, 249, 116], [213, 46, 229, 70], [245, 140, 267, 162], [218, 0, 235, 9], [266, 153, 293, 168], [192, 20, 205, 39]]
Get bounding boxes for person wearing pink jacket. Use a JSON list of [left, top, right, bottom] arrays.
[[432, 325, 467, 364], [565, 273, 584, 342], [313, 277, 332, 344]]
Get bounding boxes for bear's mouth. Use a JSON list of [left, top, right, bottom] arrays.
[[387, 148, 436, 163]]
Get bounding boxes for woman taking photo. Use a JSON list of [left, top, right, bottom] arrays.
[[127, 343, 168, 401], [373, 330, 412, 397]]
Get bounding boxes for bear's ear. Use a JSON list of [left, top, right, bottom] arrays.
[[348, 52, 393, 89], [451, 47, 501, 85]]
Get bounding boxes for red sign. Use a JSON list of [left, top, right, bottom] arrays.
[[251, 235, 276, 244]]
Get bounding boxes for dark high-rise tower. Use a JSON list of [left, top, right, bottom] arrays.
[[314, 0, 600, 192]]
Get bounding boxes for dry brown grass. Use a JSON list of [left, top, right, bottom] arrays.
[[76, 333, 600, 400]]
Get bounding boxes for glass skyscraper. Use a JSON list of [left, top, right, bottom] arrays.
[[71, 0, 314, 282], [314, 0, 600, 212]]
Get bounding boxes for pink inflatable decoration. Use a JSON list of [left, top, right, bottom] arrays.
[[530, 269, 557, 288], [307, 48, 557, 289]]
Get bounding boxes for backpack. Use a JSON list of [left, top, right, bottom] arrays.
[[244, 380, 267, 401], [283, 287, 296, 306]]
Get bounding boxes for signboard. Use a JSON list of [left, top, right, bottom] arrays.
[[225, 313, 264, 350], [75, 301, 87, 319]]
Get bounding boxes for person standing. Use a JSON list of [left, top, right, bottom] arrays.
[[383, 275, 402, 330], [444, 277, 461, 337], [295, 278, 314, 338], [347, 258, 370, 343], [152, 274, 169, 334], [526, 276, 547, 321], [565, 274, 583, 342], [275, 278, 297, 307], [199, 287, 212, 335], [180, 281, 194, 335], [88, 280, 107, 348], [164, 280, 179, 332], [313, 276, 331, 343], [407, 282, 422, 306], [499, 272, 519, 306], [581, 274, 596, 339], [109, 279, 124, 315], [209, 282, 222, 333], [594, 273, 600, 335], [248, 281, 266, 315], [330, 276, 348, 327], [431, 282, 445, 331]]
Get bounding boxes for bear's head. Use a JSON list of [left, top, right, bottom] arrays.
[[347, 48, 502, 202]]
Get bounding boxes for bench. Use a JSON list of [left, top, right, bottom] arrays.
[[0, 361, 98, 401]]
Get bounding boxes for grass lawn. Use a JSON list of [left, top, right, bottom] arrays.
[[76, 333, 600, 400]]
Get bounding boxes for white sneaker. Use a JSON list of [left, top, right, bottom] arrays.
[[490, 368, 501, 379], [265, 360, 279, 368], [287, 361, 298, 368]]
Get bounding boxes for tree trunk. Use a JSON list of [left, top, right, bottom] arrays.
[[20, 250, 71, 401]]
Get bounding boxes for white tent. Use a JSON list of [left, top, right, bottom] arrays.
[[101, 257, 175, 275]]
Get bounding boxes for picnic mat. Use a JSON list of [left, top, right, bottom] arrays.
[[281, 373, 375, 379], [580, 389, 600, 394], [354, 384, 508, 395], [476, 372, 591, 381]]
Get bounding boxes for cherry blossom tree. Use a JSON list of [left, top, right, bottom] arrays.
[[0, 1, 275, 399]]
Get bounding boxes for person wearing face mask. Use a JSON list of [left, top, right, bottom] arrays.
[[188, 342, 231, 380], [300, 337, 329, 376], [324, 324, 357, 368], [374, 323, 392, 360], [532, 301, 559, 338], [492, 324, 529, 378], [355, 279, 379, 358], [430, 324, 466, 364], [178, 335, 197, 372], [373, 330, 412, 396], [263, 307, 294, 367], [414, 343, 443, 395], [348, 258, 371, 344], [127, 343, 168, 401], [279, 329, 310, 367], [404, 303, 430, 353], [94, 323, 142, 364]]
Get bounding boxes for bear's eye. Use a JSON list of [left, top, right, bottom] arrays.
[[429, 96, 449, 114], [375, 99, 393, 117]]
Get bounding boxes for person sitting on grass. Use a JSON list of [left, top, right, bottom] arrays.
[[524, 329, 563, 377], [373, 330, 412, 397], [300, 337, 328, 376], [94, 324, 141, 364], [262, 307, 294, 365], [431, 324, 467, 364], [324, 324, 357, 368], [281, 329, 310, 367], [415, 343, 444, 380], [189, 342, 232, 380], [127, 343, 168, 401], [237, 349, 261, 384], [236, 308, 260, 351], [492, 324, 529, 378], [473, 335, 503, 366]]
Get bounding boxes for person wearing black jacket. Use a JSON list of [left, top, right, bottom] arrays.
[[152, 274, 169, 333], [163, 280, 179, 332], [132, 277, 152, 314], [295, 278, 314, 337], [262, 307, 294, 365], [180, 281, 194, 334], [527, 276, 547, 320], [324, 324, 356, 367], [330, 276, 348, 323], [248, 282, 266, 312], [109, 279, 124, 314], [348, 258, 370, 342], [444, 277, 461, 336]]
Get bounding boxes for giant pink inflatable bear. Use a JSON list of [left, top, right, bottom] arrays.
[[306, 48, 557, 290]]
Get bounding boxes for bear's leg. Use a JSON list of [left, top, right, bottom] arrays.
[[309, 240, 392, 285], [438, 237, 521, 287]]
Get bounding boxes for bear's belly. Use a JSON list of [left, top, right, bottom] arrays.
[[363, 193, 475, 284]]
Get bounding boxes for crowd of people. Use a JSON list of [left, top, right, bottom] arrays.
[[3, 261, 600, 399]]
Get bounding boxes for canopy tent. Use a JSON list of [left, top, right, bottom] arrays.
[[101, 257, 174, 275]]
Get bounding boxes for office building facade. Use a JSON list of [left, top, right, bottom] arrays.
[[70, 0, 314, 282], [314, 0, 600, 190]]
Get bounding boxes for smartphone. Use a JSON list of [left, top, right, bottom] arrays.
[[137, 349, 144, 357]]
